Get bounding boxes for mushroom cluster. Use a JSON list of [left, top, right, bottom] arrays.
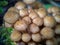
[[4, 0, 60, 45]]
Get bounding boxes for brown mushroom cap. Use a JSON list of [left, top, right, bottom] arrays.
[[8, 7, 19, 13], [37, 8, 47, 18], [10, 30, 22, 41], [55, 25, 60, 34], [44, 16, 56, 27], [28, 42, 36, 45], [4, 12, 19, 24], [30, 23, 40, 33], [14, 20, 28, 31], [15, 2, 26, 10], [40, 27, 54, 39], [23, 0, 36, 4], [22, 33, 31, 42], [32, 33, 41, 42], [54, 15, 60, 23], [19, 9, 28, 17], [33, 17, 43, 26]]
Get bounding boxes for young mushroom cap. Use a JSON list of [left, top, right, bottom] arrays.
[[40, 27, 54, 39], [4, 22, 13, 28], [37, 8, 47, 18], [23, 16, 31, 25], [55, 25, 60, 34], [32, 33, 41, 42], [33, 17, 43, 26], [19, 8, 28, 17], [22, 33, 31, 42], [44, 16, 56, 28], [51, 6, 60, 13], [28, 42, 36, 45], [23, 0, 36, 4], [54, 15, 60, 23], [29, 11, 38, 19], [8, 7, 19, 13], [30, 23, 40, 33], [10, 30, 22, 41], [15, 2, 26, 10], [14, 20, 28, 31], [4, 12, 19, 24]]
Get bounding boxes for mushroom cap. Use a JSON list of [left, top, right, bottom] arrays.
[[4, 12, 19, 24], [15, 2, 26, 10], [23, 16, 31, 25], [37, 8, 47, 18], [4, 22, 13, 28], [8, 7, 19, 13], [40, 27, 54, 39], [30, 23, 40, 33], [33, 17, 43, 26], [22, 33, 31, 42], [19, 9, 28, 17], [55, 25, 60, 34], [44, 16, 56, 27], [14, 20, 28, 31], [10, 30, 22, 41], [32, 33, 41, 42], [54, 15, 60, 23], [23, 0, 36, 4], [28, 42, 36, 45]]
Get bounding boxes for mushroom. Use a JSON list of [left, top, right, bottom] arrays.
[[22, 33, 31, 42], [55, 25, 60, 34], [37, 8, 47, 18], [8, 7, 19, 13], [44, 16, 56, 28], [29, 10, 38, 19], [16, 42, 25, 45], [32, 33, 41, 42], [23, 0, 36, 4], [23, 16, 31, 25], [54, 15, 60, 23], [15, 2, 26, 10], [10, 30, 22, 41], [19, 8, 28, 17], [40, 27, 54, 39], [30, 23, 40, 33], [33, 17, 43, 26], [4, 11, 19, 24], [14, 20, 28, 31], [46, 38, 57, 45], [28, 42, 36, 45], [51, 6, 60, 13], [4, 22, 13, 28]]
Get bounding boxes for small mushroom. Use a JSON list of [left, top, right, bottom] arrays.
[[4, 22, 13, 28], [19, 8, 28, 17], [33, 17, 43, 26], [44, 16, 56, 28], [16, 42, 25, 45], [40, 27, 54, 39], [23, 0, 36, 4], [37, 8, 47, 18], [8, 7, 19, 13], [14, 20, 28, 31], [32, 33, 41, 42], [23, 16, 31, 25], [54, 15, 60, 23], [28, 42, 36, 45], [4, 12, 19, 24], [55, 25, 60, 34], [22, 33, 31, 42], [15, 2, 26, 10], [29, 11, 38, 19], [30, 23, 40, 33], [10, 30, 22, 41]]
